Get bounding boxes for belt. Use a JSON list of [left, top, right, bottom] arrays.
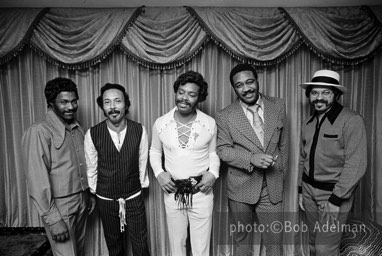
[[96, 191, 141, 233], [172, 175, 203, 209], [302, 172, 335, 191]]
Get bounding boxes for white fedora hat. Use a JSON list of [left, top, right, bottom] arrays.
[[300, 70, 346, 93]]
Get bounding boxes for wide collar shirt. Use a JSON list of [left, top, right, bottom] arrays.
[[150, 107, 220, 180], [299, 101, 367, 205], [21, 109, 88, 225]]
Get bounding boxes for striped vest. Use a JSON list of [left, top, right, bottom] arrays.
[[90, 119, 142, 199]]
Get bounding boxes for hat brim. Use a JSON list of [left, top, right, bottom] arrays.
[[300, 82, 346, 92]]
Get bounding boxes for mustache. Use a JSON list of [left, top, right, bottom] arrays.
[[176, 99, 190, 105], [242, 89, 258, 97], [312, 99, 328, 104], [108, 109, 120, 115]]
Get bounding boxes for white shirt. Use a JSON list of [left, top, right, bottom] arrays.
[[150, 107, 220, 180], [84, 123, 149, 200]]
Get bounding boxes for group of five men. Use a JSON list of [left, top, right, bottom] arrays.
[[22, 63, 366, 256]]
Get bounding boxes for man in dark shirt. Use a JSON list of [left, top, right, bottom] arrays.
[[298, 70, 367, 256]]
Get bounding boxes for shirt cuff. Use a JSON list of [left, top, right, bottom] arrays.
[[154, 169, 165, 178], [89, 187, 96, 194], [249, 153, 257, 172], [41, 205, 62, 226], [141, 178, 149, 188], [328, 193, 343, 207], [209, 169, 219, 179]]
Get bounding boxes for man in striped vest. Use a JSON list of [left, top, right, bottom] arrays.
[[84, 83, 150, 256]]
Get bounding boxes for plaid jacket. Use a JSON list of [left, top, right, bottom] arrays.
[[216, 96, 288, 204]]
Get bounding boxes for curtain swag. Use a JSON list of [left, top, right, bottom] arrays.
[[0, 5, 381, 69]]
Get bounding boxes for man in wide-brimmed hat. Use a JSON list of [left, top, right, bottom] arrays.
[[298, 70, 367, 256]]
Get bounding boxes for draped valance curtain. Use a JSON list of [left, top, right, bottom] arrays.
[[1, 5, 382, 256], [1, 5, 382, 69]]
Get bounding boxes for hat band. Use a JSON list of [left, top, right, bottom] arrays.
[[312, 76, 339, 85]]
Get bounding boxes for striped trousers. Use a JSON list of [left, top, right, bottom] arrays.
[[97, 193, 150, 256]]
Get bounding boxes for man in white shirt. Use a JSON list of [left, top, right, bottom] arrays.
[[84, 83, 150, 256], [150, 71, 220, 256]]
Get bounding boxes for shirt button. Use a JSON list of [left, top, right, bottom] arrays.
[[79, 163, 83, 166]]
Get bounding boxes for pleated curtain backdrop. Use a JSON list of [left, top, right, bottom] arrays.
[[1, 6, 382, 256]]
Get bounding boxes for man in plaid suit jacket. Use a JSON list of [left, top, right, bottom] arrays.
[[216, 64, 288, 256]]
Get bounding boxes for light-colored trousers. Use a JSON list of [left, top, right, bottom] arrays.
[[42, 191, 88, 256], [164, 190, 214, 256]]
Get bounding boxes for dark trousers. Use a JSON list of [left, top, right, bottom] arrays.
[[97, 194, 150, 256]]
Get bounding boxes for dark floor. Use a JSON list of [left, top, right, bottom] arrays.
[[0, 227, 51, 256], [41, 249, 53, 256]]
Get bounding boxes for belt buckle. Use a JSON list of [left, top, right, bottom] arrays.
[[189, 177, 198, 186], [189, 177, 200, 194]]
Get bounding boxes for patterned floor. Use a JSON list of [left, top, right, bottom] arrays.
[[341, 218, 382, 255]]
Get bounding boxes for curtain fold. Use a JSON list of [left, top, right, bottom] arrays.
[[188, 7, 302, 65], [1, 6, 382, 256], [1, 45, 381, 256], [283, 6, 382, 64], [1, 6, 381, 68], [0, 8, 46, 65], [30, 7, 142, 68], [369, 5, 382, 26], [120, 7, 208, 68]]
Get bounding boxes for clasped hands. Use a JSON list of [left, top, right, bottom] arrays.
[[157, 171, 216, 194]]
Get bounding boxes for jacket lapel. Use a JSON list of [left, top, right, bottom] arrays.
[[263, 98, 279, 151], [229, 100, 264, 150]]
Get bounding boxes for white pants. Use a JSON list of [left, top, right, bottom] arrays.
[[164, 190, 214, 256]]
